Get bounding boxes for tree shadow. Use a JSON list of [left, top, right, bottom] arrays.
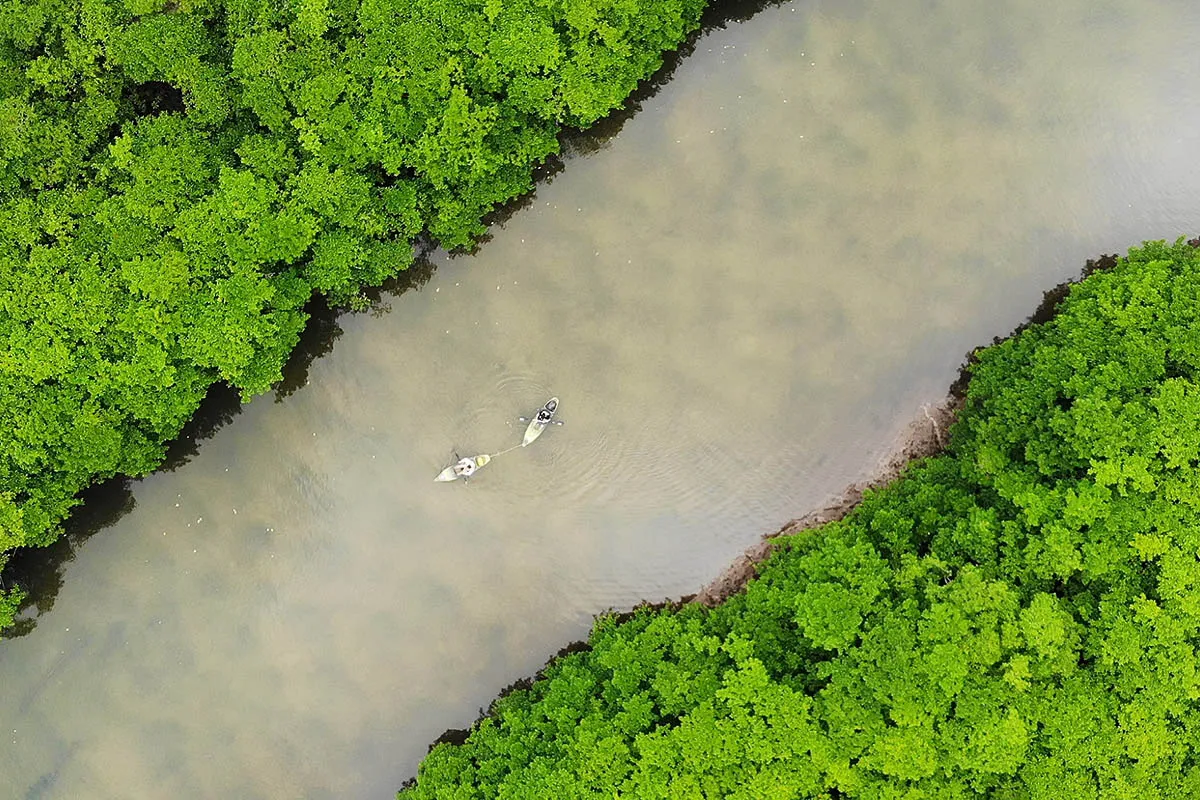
[[273, 295, 345, 402], [160, 381, 246, 471], [0, 243, 441, 637], [122, 80, 186, 119], [368, 240, 440, 303], [272, 243, 439, 399], [2, 375, 252, 637], [561, 0, 797, 155], [2, 477, 137, 638]]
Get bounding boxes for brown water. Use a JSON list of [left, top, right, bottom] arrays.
[[3, 0, 1200, 796]]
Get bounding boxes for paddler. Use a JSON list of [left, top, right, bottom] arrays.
[[519, 400, 563, 427]]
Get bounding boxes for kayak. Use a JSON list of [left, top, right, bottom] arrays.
[[522, 397, 559, 446], [434, 453, 491, 482]]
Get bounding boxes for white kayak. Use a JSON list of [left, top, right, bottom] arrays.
[[434, 453, 491, 482], [522, 397, 559, 446]]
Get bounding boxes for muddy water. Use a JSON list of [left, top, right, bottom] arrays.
[[4, 0, 1200, 796]]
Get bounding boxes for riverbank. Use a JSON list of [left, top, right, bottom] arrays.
[[691, 252, 1122, 609], [409, 394, 967, 769], [691, 396, 961, 608], [399, 240, 1198, 798]]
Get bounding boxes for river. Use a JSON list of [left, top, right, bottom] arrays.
[[3, 0, 1199, 796]]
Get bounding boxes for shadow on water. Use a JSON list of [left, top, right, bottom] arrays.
[[2, 478, 136, 638], [273, 295, 345, 402], [160, 381, 245, 471], [371, 244, 439, 304], [3, 378, 247, 637], [1, 371, 250, 638], [273, 244, 440, 401], [562, 0, 798, 158], [0, 249, 441, 638], [1, 374, 249, 637]]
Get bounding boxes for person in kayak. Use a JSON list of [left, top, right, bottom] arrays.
[[520, 399, 562, 427], [452, 457, 478, 478]]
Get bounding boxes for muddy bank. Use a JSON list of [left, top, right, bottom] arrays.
[[691, 251, 1122, 607], [691, 394, 963, 606]]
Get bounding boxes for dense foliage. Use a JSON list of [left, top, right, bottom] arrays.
[[401, 238, 1200, 798], [0, 0, 708, 626]]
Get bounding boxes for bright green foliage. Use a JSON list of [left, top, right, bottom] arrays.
[[0, 0, 710, 628], [400, 239, 1200, 798]]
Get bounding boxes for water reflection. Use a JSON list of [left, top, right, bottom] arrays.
[[272, 297, 346, 402], [3, 479, 136, 639], [2, 0, 1200, 798]]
